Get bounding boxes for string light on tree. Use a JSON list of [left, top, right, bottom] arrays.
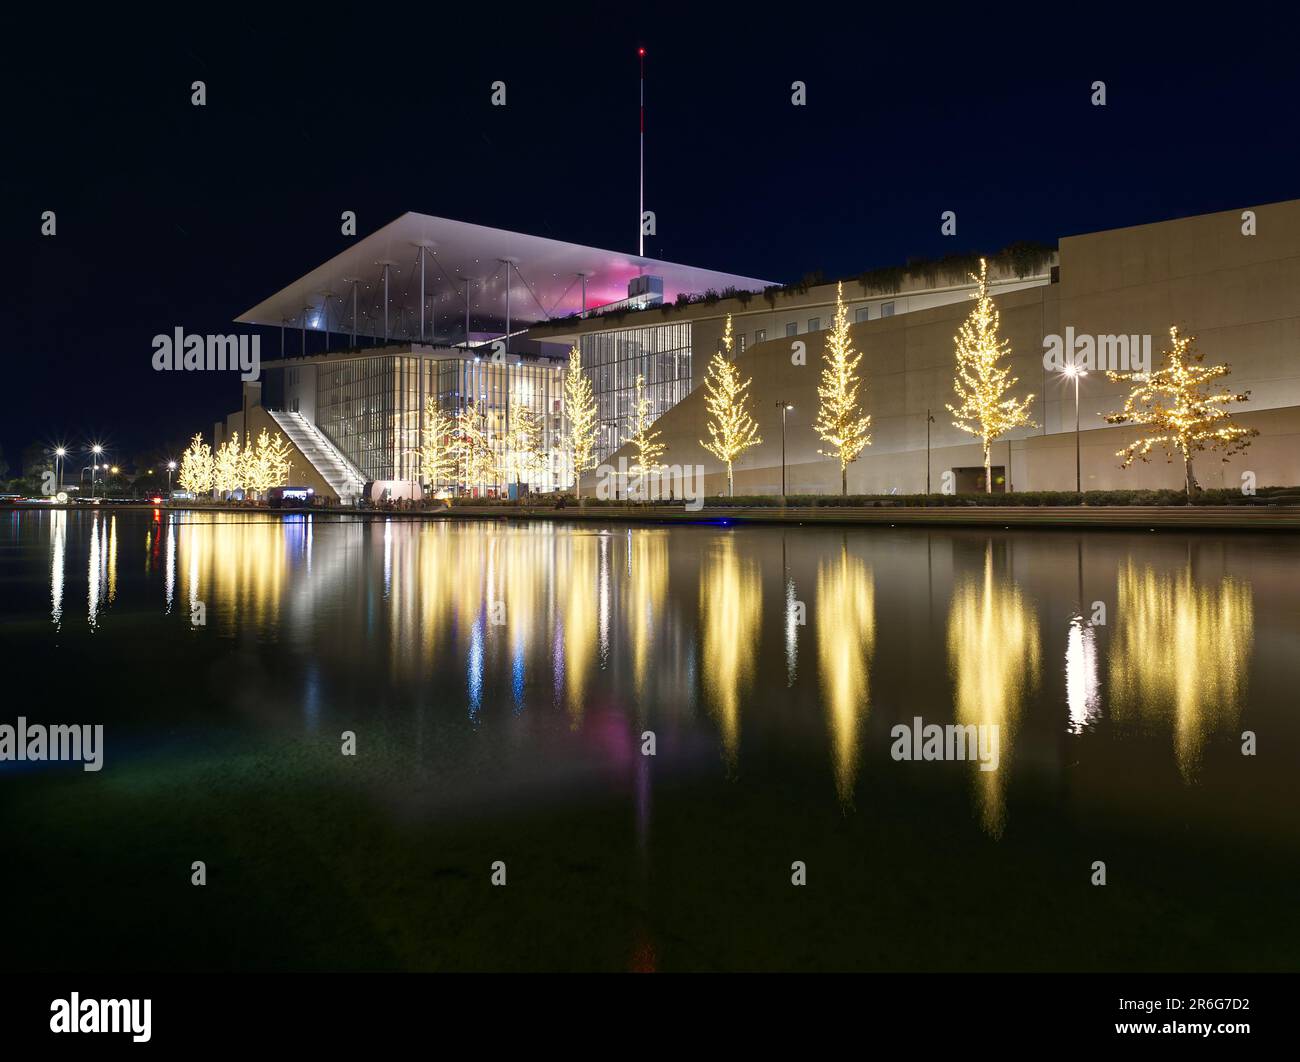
[[1103, 325, 1258, 496], [628, 373, 666, 499], [946, 258, 1036, 493], [561, 345, 598, 499], [417, 398, 458, 492], [700, 315, 761, 497], [177, 434, 214, 496], [505, 396, 546, 487], [213, 432, 243, 497], [813, 282, 873, 495]]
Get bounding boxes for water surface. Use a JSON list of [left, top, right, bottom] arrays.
[[2, 509, 1296, 970]]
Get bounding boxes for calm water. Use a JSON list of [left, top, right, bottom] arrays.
[[2, 508, 1297, 971]]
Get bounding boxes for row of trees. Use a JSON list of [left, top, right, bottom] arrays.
[[416, 395, 552, 496], [947, 259, 1255, 494], [177, 429, 294, 498], [618, 260, 1256, 497], [178, 271, 1258, 503]]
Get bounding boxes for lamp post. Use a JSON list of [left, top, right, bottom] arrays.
[[775, 401, 793, 497], [167, 460, 177, 500], [91, 445, 103, 499], [1061, 365, 1086, 496], [54, 447, 66, 493], [925, 409, 935, 500]]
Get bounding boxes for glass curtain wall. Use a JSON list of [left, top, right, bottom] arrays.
[[580, 321, 692, 462], [315, 352, 566, 492], [316, 355, 396, 481], [429, 357, 565, 494]]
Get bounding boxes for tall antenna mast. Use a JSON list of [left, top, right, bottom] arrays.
[[638, 46, 646, 258]]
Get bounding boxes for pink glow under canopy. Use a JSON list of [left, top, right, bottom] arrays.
[[235, 212, 773, 341]]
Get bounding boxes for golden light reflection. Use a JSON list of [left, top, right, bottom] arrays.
[[625, 530, 669, 702], [946, 543, 1040, 837], [816, 544, 874, 804], [700, 535, 762, 767], [1108, 560, 1254, 779], [561, 532, 600, 725], [177, 515, 289, 632]]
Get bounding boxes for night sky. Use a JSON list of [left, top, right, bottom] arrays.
[[6, 10, 1298, 467]]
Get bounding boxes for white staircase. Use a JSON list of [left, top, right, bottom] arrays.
[[268, 410, 367, 504]]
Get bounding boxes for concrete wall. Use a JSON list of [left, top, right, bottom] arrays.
[[586, 199, 1300, 495], [215, 390, 339, 502]]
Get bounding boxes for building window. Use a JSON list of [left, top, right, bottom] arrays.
[[579, 320, 694, 462], [881, 302, 895, 318], [755, 329, 766, 343], [785, 322, 797, 337], [807, 317, 820, 333], [855, 307, 870, 323]]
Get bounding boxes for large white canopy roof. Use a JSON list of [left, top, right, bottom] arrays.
[[235, 212, 773, 343]]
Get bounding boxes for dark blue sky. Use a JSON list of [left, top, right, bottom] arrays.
[[6, 8, 1298, 465]]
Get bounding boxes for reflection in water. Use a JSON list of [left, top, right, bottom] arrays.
[[179, 515, 289, 632], [1065, 615, 1100, 733], [946, 543, 1040, 837], [625, 530, 668, 702], [1109, 560, 1254, 779], [164, 515, 176, 614], [700, 535, 762, 767], [34, 513, 1281, 832], [50, 510, 66, 628], [562, 532, 600, 724], [87, 513, 118, 629], [785, 576, 800, 687], [816, 544, 875, 804]]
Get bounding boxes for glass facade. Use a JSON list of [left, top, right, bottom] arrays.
[[580, 321, 692, 462], [315, 352, 564, 491]]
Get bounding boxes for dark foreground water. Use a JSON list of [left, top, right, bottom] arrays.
[[1, 508, 1297, 971]]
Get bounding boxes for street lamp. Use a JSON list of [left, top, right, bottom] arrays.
[[54, 447, 66, 492], [925, 409, 936, 500], [1061, 364, 1086, 495], [167, 460, 177, 500], [775, 401, 793, 497], [91, 445, 103, 499]]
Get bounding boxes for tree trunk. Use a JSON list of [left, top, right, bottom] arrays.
[[983, 444, 992, 494], [841, 464, 847, 497], [1184, 454, 1196, 501], [727, 463, 734, 497]]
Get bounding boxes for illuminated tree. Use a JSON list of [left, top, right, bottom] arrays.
[[561, 344, 598, 498], [1104, 326, 1257, 496], [241, 429, 294, 498], [947, 258, 1036, 493], [700, 316, 761, 497], [264, 431, 293, 488], [505, 397, 546, 486], [213, 432, 243, 497], [417, 398, 458, 490], [813, 282, 873, 495], [720, 313, 735, 358], [628, 374, 666, 500], [455, 401, 497, 495], [177, 434, 214, 496]]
